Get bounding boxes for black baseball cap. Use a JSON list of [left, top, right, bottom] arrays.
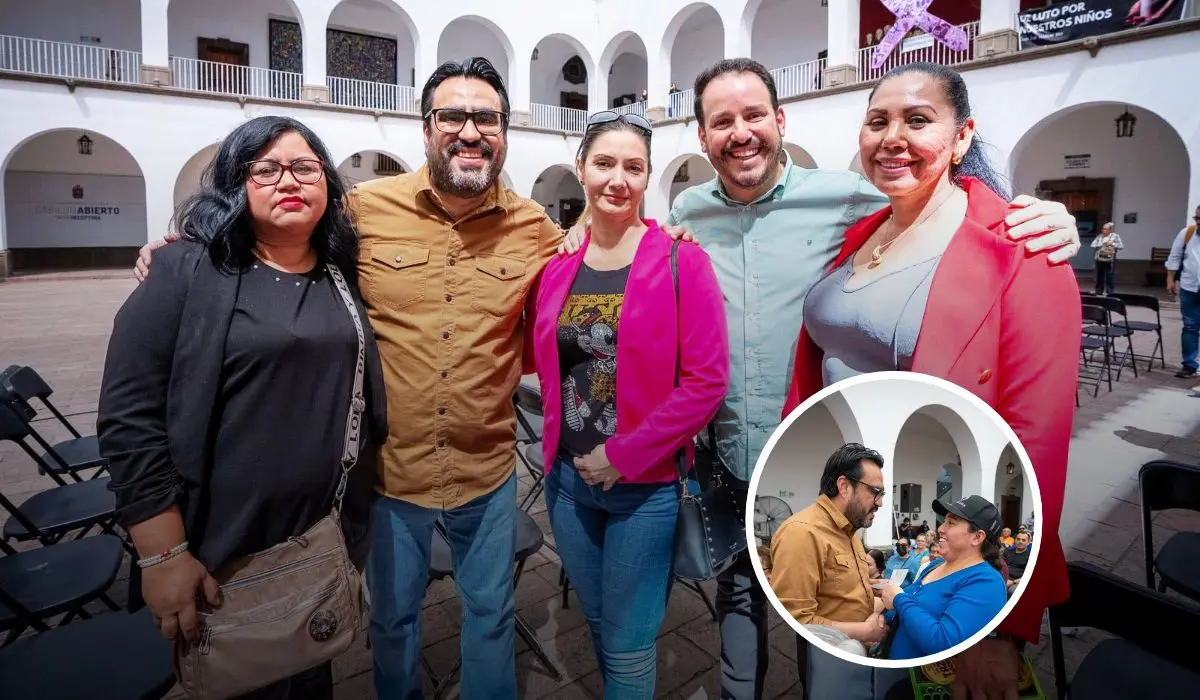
[[932, 495, 1003, 542]]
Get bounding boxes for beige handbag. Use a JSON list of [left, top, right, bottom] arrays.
[[174, 264, 368, 699]]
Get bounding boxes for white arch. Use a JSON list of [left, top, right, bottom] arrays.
[[659, 151, 708, 200], [663, 2, 725, 88], [337, 150, 413, 186], [529, 32, 598, 111], [598, 30, 648, 78], [821, 390, 863, 445], [896, 403, 985, 505], [436, 15, 516, 83], [329, 0, 421, 85], [783, 142, 818, 169], [173, 143, 220, 208]]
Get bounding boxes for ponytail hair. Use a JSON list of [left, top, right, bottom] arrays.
[[969, 522, 1004, 572], [869, 62, 1010, 200]]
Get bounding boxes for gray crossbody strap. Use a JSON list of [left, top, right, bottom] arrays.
[[326, 264, 367, 515]]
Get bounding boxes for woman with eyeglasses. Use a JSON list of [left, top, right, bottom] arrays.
[[97, 116, 387, 699], [528, 110, 730, 699]]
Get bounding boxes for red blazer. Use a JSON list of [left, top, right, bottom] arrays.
[[782, 177, 1078, 643]]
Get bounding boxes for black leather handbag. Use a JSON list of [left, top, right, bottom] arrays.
[[667, 240, 749, 582]]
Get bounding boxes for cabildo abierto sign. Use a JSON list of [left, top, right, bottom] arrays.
[[1018, 0, 1185, 46]]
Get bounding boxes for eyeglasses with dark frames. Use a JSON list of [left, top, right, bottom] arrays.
[[585, 110, 653, 133], [424, 108, 508, 136], [845, 476, 886, 500], [246, 159, 325, 186]]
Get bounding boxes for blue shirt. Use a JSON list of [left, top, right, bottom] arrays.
[[668, 154, 889, 480], [902, 549, 930, 588], [883, 553, 911, 584], [885, 560, 1007, 660]]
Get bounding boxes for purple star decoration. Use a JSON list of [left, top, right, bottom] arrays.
[[871, 0, 969, 70]]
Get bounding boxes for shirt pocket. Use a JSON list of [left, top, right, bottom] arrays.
[[470, 254, 527, 317], [365, 242, 430, 312]]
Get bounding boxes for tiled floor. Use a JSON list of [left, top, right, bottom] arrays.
[[2, 271, 1198, 699]]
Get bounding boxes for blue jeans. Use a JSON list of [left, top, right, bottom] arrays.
[[546, 457, 678, 700], [365, 474, 517, 700], [1181, 288, 1200, 371]]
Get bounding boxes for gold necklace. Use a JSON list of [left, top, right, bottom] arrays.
[[867, 188, 959, 269]]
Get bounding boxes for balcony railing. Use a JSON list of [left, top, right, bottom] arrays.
[[170, 56, 302, 101], [0, 34, 142, 84], [771, 58, 827, 99], [613, 101, 647, 118], [856, 21, 980, 83], [327, 75, 418, 114], [668, 88, 694, 119], [531, 103, 587, 133]]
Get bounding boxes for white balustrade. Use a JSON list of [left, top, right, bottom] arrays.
[[530, 103, 588, 134], [0, 34, 142, 84], [327, 76, 418, 114], [613, 101, 647, 118], [771, 58, 827, 99], [667, 88, 694, 120], [169, 56, 302, 101], [856, 22, 980, 84]]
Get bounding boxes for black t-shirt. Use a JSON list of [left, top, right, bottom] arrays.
[[1004, 545, 1032, 579], [557, 263, 630, 458], [201, 261, 372, 570]]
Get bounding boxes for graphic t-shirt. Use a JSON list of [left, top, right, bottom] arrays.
[[557, 263, 630, 458]]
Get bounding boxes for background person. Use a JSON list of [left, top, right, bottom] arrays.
[[1165, 205, 1200, 378], [530, 110, 729, 700], [1090, 221, 1123, 295], [1004, 530, 1034, 594], [98, 116, 388, 700], [876, 496, 1008, 660]]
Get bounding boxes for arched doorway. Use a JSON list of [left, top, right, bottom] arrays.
[[663, 154, 716, 209], [325, 0, 420, 112], [437, 16, 514, 87], [894, 404, 982, 533], [3, 129, 146, 272], [599, 32, 648, 113], [1010, 102, 1190, 275], [745, 0, 828, 98], [783, 143, 818, 169], [530, 165, 584, 229], [993, 443, 1030, 533], [338, 150, 411, 186], [665, 3, 725, 119], [174, 143, 220, 208], [529, 34, 594, 130]]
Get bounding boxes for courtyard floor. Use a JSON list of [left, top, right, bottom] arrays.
[[1, 270, 1198, 699]]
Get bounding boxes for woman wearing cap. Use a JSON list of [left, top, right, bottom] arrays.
[[875, 496, 1008, 660], [528, 110, 729, 699]]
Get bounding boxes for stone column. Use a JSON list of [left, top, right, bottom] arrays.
[[976, 0, 1022, 58], [645, 48, 670, 123], [298, 2, 330, 103], [822, 0, 861, 89], [139, 0, 171, 86], [507, 43, 533, 127]]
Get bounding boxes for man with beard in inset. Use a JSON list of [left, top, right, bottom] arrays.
[[768, 443, 889, 646]]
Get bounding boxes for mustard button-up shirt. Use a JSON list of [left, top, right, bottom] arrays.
[[348, 166, 562, 509], [769, 494, 875, 626]]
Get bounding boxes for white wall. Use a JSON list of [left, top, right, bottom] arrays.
[[5, 171, 147, 247], [327, 0, 418, 86], [1011, 104, 1190, 258], [437, 18, 511, 86], [167, 0, 299, 68], [6, 130, 141, 176], [892, 413, 959, 525], [757, 401, 844, 518], [749, 0, 827, 69], [0, 0, 142, 51]]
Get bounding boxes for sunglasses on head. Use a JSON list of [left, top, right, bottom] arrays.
[[586, 110, 653, 133]]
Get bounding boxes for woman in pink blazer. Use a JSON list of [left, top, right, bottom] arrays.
[[782, 63, 1077, 697], [529, 111, 729, 699]]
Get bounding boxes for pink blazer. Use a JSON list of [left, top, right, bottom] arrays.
[[530, 220, 730, 483], [783, 178, 1078, 643]]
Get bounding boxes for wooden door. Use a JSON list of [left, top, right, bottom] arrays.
[[1000, 495, 1021, 532], [198, 38, 249, 94]]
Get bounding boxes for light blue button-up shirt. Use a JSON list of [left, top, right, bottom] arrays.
[[668, 154, 889, 481]]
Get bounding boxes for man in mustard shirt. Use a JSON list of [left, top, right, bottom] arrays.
[[769, 443, 888, 646]]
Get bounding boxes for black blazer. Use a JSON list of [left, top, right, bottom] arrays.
[[97, 241, 389, 542]]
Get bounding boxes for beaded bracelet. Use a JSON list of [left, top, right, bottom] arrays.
[[137, 541, 189, 569]]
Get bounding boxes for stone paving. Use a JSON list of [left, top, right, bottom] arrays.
[[2, 271, 1199, 699]]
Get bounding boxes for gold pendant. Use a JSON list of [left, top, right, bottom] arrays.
[[867, 245, 883, 269]]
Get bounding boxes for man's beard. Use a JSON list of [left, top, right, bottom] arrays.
[[847, 501, 878, 530], [712, 136, 783, 191], [427, 139, 502, 198]]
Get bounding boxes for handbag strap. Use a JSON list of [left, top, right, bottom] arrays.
[[669, 241, 690, 493], [326, 263, 367, 515]]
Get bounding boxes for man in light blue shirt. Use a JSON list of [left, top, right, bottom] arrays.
[[665, 58, 1081, 700], [882, 539, 912, 584], [1165, 205, 1200, 378]]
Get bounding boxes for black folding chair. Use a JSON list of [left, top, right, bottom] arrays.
[[1079, 304, 1112, 396], [513, 384, 547, 513], [424, 510, 562, 699], [1111, 293, 1166, 371], [1138, 460, 1200, 604], [1080, 294, 1139, 380], [0, 534, 124, 644], [1049, 561, 1200, 700], [0, 365, 107, 480], [0, 590, 175, 700], [0, 403, 130, 554]]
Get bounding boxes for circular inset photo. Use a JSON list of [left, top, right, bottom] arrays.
[[748, 372, 1043, 669]]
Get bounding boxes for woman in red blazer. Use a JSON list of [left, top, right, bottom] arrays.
[[783, 62, 1078, 695]]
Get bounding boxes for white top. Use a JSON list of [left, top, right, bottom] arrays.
[[1090, 231, 1124, 256], [1166, 226, 1200, 293]]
